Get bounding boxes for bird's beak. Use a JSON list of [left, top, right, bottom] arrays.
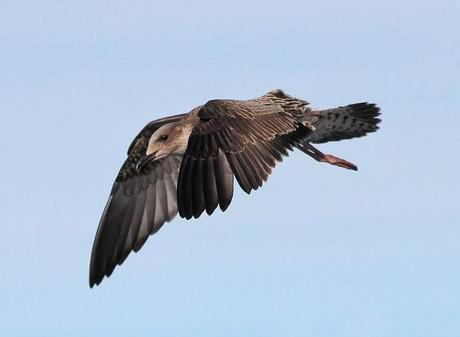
[[136, 151, 167, 173]]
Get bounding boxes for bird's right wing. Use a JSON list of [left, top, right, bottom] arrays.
[[89, 114, 185, 287]]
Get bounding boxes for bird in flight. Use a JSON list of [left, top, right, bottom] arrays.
[[89, 89, 381, 287]]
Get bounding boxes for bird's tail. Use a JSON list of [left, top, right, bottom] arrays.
[[305, 103, 381, 144]]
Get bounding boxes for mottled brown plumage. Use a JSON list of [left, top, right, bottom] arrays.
[[89, 89, 381, 287]]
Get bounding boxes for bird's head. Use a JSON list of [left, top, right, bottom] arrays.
[[136, 122, 192, 173]]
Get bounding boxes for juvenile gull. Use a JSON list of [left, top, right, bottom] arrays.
[[89, 89, 381, 287]]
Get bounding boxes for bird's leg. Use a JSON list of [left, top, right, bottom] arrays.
[[298, 142, 358, 171]]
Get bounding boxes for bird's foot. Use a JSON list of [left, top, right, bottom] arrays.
[[320, 154, 358, 171]]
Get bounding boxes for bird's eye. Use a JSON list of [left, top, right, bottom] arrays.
[[160, 135, 168, 141]]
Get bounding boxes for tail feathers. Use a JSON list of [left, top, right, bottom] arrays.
[[306, 102, 381, 144]]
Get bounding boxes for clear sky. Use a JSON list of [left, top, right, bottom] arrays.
[[1, 0, 459, 336]]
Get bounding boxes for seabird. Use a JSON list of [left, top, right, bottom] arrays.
[[89, 89, 381, 287]]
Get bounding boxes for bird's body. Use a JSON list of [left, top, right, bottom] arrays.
[[90, 89, 381, 287]]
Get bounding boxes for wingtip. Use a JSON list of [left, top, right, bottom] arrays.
[[89, 275, 100, 288], [89, 267, 106, 288], [89, 278, 96, 288]]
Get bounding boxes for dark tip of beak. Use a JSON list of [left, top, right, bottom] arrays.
[[136, 154, 155, 174], [136, 152, 169, 174]]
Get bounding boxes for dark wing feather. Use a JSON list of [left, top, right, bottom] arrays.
[[90, 154, 181, 287], [177, 97, 312, 219], [89, 115, 185, 287]]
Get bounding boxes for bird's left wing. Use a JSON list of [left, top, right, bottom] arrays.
[[89, 114, 184, 287], [177, 98, 313, 220]]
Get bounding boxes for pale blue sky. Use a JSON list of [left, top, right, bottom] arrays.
[[1, 0, 459, 336]]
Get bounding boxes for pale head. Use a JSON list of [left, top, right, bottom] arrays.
[[137, 122, 192, 173], [147, 122, 192, 157]]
